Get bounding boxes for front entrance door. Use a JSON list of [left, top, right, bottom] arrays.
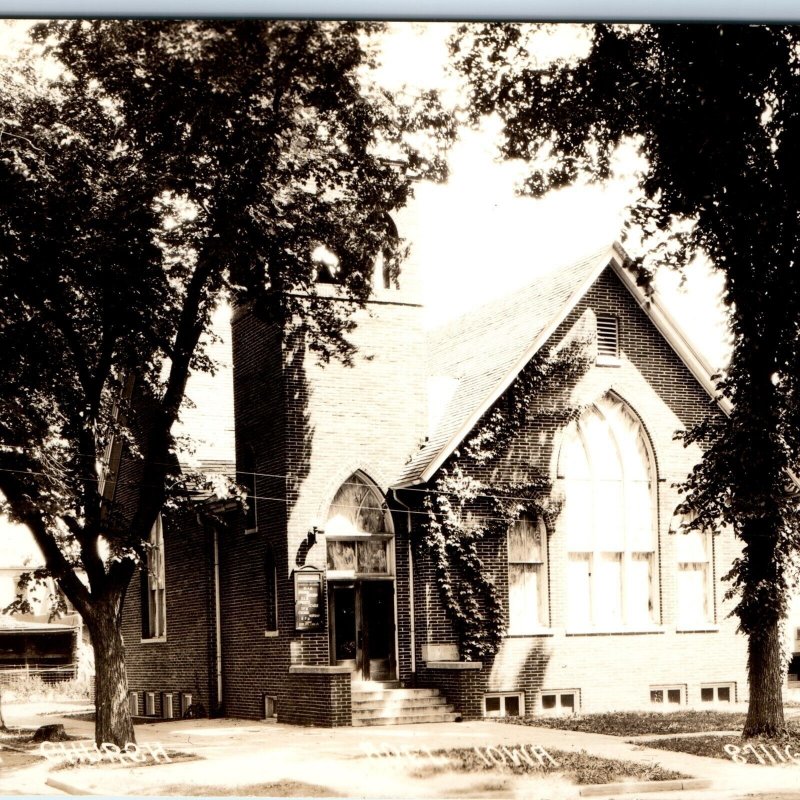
[[330, 580, 395, 681]]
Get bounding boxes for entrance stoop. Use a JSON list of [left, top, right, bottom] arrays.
[[351, 683, 459, 726]]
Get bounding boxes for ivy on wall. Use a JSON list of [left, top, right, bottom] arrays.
[[420, 338, 591, 660]]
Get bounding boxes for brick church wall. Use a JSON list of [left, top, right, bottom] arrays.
[[413, 266, 748, 717], [122, 509, 216, 718]]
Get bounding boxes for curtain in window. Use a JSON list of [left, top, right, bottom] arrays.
[[676, 526, 712, 625], [508, 517, 545, 631], [145, 515, 166, 639]]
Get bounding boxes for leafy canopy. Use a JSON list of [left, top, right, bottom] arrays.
[[0, 20, 454, 613], [455, 23, 800, 633]]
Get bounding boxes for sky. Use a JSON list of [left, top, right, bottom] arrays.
[[0, 19, 731, 468], [177, 22, 731, 466]]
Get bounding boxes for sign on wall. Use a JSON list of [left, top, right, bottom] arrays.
[[294, 568, 324, 632]]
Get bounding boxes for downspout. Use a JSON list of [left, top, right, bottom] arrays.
[[391, 489, 416, 676], [202, 514, 222, 709], [212, 525, 223, 709]]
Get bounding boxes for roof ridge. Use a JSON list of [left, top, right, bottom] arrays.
[[428, 243, 616, 338]]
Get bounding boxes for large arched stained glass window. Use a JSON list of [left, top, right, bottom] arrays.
[[559, 395, 656, 628], [325, 473, 393, 576]]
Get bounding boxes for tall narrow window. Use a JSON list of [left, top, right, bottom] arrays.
[[507, 516, 548, 632], [142, 515, 166, 640], [265, 544, 278, 633], [237, 446, 257, 534], [676, 523, 713, 626], [560, 395, 656, 629]]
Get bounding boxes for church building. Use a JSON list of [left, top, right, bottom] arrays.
[[120, 241, 748, 726]]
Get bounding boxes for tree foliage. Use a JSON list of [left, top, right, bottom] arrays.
[[0, 20, 453, 744], [455, 23, 800, 735]]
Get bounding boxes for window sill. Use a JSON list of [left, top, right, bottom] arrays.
[[595, 355, 621, 367], [264, 630, 279, 638], [566, 626, 664, 636], [505, 629, 554, 638], [327, 571, 394, 580], [676, 624, 719, 633], [140, 637, 167, 644]]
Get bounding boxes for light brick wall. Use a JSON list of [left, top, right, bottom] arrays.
[[413, 266, 748, 717]]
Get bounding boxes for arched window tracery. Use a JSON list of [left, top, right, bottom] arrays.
[[559, 395, 657, 629]]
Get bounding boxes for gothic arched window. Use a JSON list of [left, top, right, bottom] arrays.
[[559, 395, 657, 629], [325, 473, 393, 576]]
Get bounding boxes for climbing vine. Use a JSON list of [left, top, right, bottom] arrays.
[[420, 337, 591, 660]]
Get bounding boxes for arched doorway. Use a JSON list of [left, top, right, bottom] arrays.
[[325, 472, 396, 681]]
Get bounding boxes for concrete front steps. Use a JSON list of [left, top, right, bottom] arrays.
[[351, 683, 459, 726]]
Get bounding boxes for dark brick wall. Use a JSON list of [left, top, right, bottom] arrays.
[[281, 670, 352, 726], [416, 665, 485, 720], [216, 281, 426, 722], [122, 510, 216, 718]]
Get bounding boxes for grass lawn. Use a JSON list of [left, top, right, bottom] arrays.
[[636, 732, 800, 765], [419, 745, 688, 785], [503, 710, 747, 736]]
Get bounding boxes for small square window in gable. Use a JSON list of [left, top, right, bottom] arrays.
[[596, 314, 620, 364]]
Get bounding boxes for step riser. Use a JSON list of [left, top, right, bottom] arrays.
[[351, 689, 441, 701], [354, 705, 455, 719], [353, 699, 450, 712], [353, 713, 459, 727]]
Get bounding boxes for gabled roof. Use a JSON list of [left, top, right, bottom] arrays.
[[394, 242, 721, 488]]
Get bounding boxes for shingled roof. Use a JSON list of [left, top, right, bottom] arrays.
[[394, 242, 719, 488]]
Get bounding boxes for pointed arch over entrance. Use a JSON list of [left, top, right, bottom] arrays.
[[558, 394, 658, 629], [325, 472, 396, 681]]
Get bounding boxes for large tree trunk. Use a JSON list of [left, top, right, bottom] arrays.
[[744, 616, 786, 738], [88, 607, 135, 747]]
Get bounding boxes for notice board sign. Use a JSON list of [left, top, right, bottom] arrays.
[[294, 568, 323, 632]]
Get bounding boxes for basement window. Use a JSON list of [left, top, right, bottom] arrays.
[[650, 685, 684, 705], [483, 693, 524, 718], [540, 690, 578, 715], [700, 683, 734, 704], [162, 692, 175, 719], [596, 314, 619, 363]]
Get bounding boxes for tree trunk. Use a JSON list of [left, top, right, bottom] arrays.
[[744, 616, 786, 737], [0, 687, 7, 731], [88, 608, 135, 747]]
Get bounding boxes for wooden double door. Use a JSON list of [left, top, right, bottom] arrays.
[[329, 580, 396, 681]]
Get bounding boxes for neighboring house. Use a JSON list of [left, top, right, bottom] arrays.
[[120, 241, 750, 726], [0, 509, 83, 682]]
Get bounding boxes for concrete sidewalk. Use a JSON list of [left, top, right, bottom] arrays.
[[3, 703, 800, 798]]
